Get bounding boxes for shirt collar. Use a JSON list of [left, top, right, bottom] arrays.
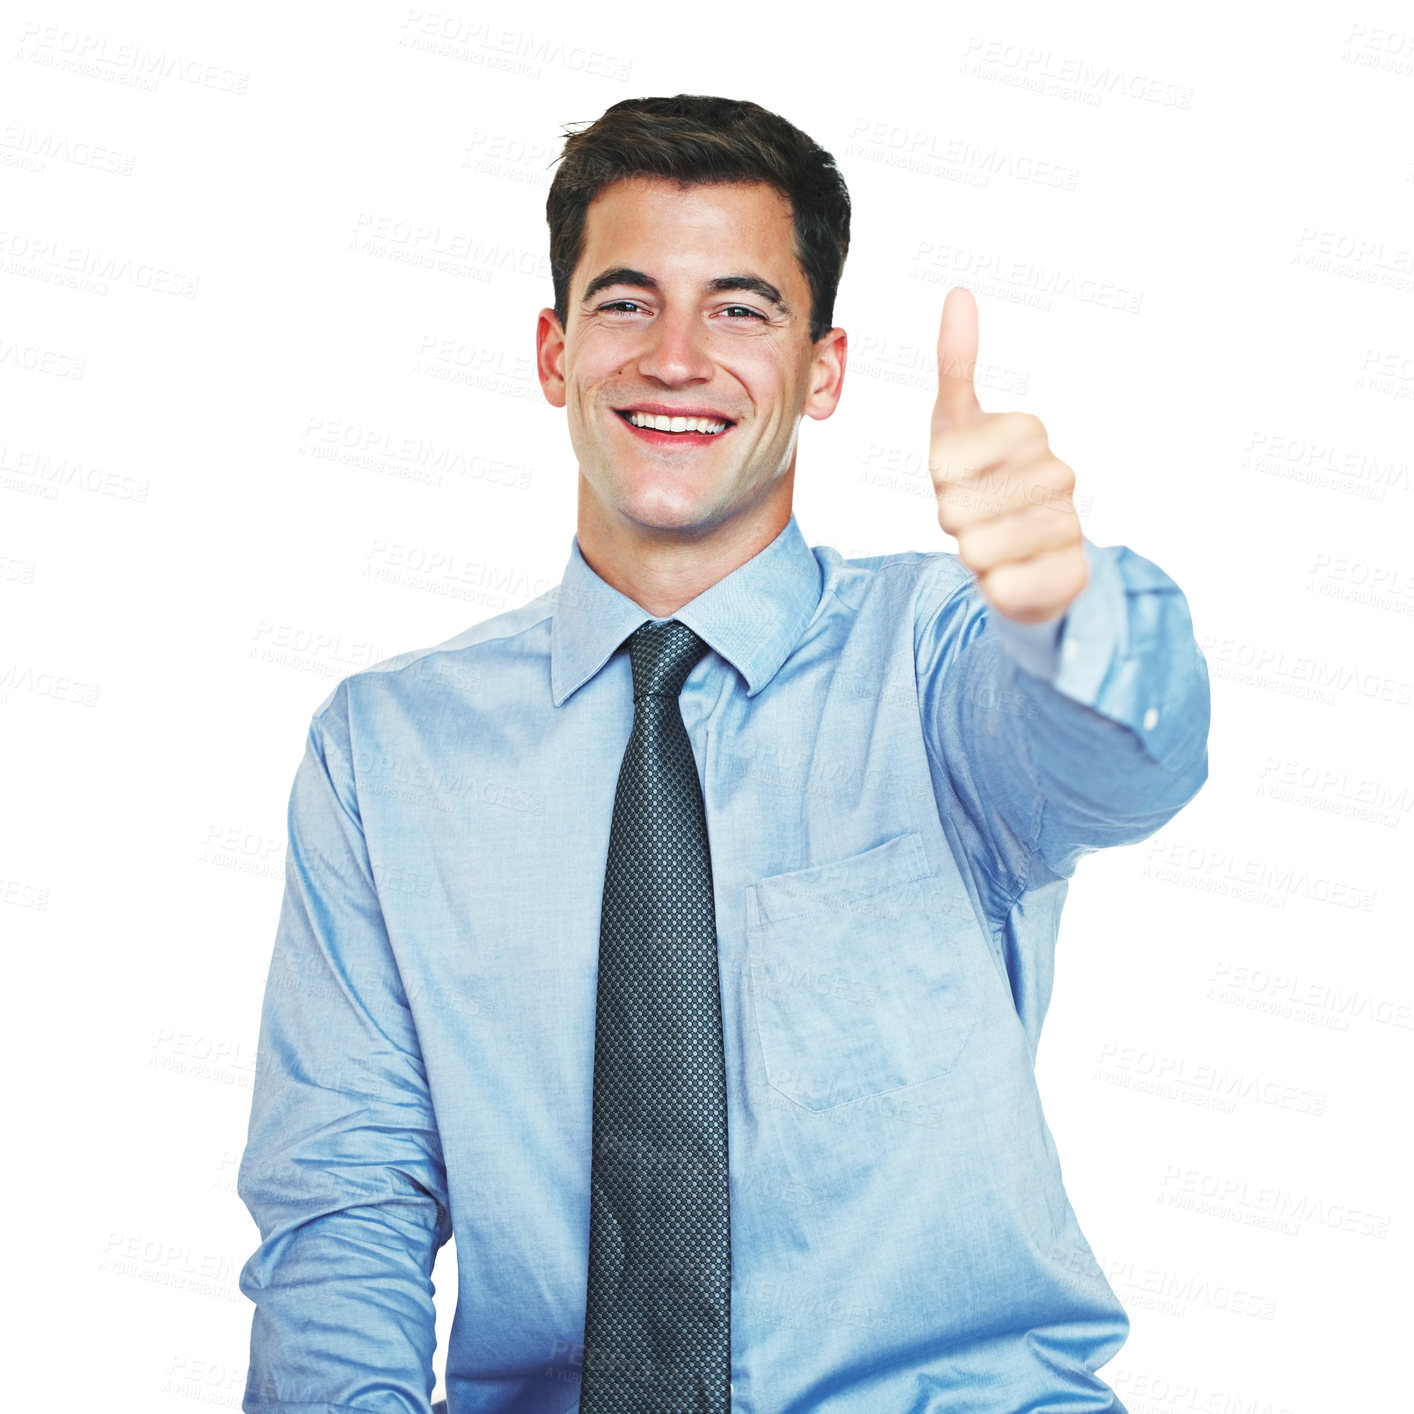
[[550, 512, 822, 707]]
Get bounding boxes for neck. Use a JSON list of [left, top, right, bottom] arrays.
[[575, 478, 793, 619]]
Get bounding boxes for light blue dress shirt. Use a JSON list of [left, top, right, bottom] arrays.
[[237, 513, 1210, 1414]]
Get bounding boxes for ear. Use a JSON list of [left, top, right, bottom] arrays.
[[536, 307, 567, 408], [803, 326, 847, 422]]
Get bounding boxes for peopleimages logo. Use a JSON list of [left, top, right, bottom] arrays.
[[0, 228, 199, 297], [397, 9, 632, 82], [16, 21, 250, 94]]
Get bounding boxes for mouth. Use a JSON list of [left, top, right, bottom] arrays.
[[613, 406, 736, 447]]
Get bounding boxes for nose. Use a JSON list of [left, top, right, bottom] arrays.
[[635, 307, 714, 386]]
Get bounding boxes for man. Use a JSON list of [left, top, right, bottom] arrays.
[[237, 94, 1210, 1413]]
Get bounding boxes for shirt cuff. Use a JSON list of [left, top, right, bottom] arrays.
[[988, 538, 1104, 682], [1052, 535, 1127, 705]]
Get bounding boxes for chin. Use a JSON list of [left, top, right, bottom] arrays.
[[609, 468, 713, 517], [621, 498, 710, 532], [619, 484, 730, 534]]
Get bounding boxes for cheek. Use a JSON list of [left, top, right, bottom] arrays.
[[572, 330, 643, 378], [748, 377, 804, 431], [728, 360, 795, 419]]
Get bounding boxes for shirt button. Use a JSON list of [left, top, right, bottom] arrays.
[[1143, 707, 1160, 730]]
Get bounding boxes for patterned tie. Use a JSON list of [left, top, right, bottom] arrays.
[[580, 619, 732, 1413]]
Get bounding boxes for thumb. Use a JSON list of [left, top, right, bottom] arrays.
[[932, 285, 983, 432]]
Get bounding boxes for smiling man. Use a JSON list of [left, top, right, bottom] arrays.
[[237, 95, 1211, 1414]]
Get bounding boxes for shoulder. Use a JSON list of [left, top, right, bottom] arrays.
[[306, 588, 558, 738], [809, 539, 973, 621]]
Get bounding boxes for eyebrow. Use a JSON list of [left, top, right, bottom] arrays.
[[580, 266, 792, 316]]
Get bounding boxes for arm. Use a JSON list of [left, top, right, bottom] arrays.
[[920, 286, 1210, 892], [237, 688, 451, 1414], [919, 532, 1210, 892]]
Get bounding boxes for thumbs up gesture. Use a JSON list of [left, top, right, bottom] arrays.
[[930, 287, 1088, 625]]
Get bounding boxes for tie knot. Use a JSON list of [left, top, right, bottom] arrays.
[[625, 619, 710, 700]]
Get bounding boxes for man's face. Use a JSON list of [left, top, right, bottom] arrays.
[[536, 177, 845, 541]]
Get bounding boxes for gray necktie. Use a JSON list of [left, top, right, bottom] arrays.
[[579, 619, 732, 1413]]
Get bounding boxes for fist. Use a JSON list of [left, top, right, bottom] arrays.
[[929, 286, 1087, 625]]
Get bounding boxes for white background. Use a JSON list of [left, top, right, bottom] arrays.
[[4, 2, 1410, 1410]]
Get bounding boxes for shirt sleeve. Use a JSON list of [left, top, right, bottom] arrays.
[[916, 534, 1211, 895], [237, 689, 452, 1414]]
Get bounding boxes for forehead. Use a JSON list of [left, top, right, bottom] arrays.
[[578, 177, 800, 284]]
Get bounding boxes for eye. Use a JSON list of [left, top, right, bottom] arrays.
[[721, 305, 767, 320], [598, 300, 647, 314]]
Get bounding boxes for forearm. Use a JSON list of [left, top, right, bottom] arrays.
[[986, 536, 1211, 880], [237, 702, 452, 1414], [238, 1192, 445, 1414], [920, 535, 1211, 892]]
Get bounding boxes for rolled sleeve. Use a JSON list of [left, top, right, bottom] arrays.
[[237, 688, 451, 1414]]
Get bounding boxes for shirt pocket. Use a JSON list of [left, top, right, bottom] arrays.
[[744, 830, 981, 1112]]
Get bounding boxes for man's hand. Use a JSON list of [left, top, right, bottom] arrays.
[[929, 286, 1087, 625]]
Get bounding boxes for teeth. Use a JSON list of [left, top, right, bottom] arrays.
[[626, 411, 728, 434]]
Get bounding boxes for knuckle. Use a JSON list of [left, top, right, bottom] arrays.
[[1005, 410, 1047, 444], [957, 528, 994, 572], [983, 561, 1017, 599]]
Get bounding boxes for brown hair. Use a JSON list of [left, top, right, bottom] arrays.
[[546, 95, 850, 343]]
